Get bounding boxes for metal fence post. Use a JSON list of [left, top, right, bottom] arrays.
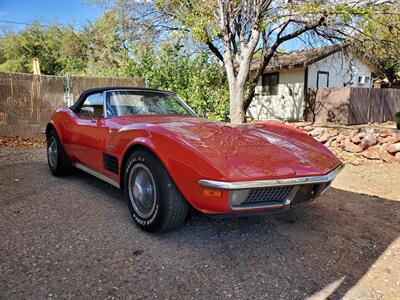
[[64, 75, 73, 107]]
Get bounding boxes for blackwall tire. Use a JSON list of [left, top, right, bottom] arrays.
[[124, 149, 189, 232], [46, 129, 72, 176]]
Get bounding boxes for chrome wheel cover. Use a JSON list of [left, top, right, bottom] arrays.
[[48, 137, 58, 169], [128, 163, 157, 219]]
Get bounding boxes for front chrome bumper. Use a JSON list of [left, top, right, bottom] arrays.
[[199, 164, 344, 190], [199, 164, 344, 211]]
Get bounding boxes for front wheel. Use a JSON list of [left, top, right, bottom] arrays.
[[47, 129, 72, 176], [124, 149, 189, 232]]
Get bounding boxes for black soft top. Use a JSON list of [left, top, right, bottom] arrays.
[[70, 86, 174, 112]]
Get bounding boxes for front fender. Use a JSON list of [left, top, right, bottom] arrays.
[[118, 130, 227, 213], [46, 108, 77, 144]]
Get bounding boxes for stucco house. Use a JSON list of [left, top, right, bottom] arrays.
[[247, 45, 377, 121]]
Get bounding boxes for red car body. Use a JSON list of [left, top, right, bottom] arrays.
[[47, 87, 342, 216]]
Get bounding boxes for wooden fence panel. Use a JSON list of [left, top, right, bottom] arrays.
[[305, 87, 400, 125], [304, 88, 351, 124], [348, 88, 372, 124]]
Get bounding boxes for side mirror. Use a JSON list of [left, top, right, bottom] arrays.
[[81, 106, 95, 121]]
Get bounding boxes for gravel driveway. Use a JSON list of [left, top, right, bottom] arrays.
[[0, 146, 399, 299]]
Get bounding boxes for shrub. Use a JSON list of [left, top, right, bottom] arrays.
[[394, 112, 400, 129]]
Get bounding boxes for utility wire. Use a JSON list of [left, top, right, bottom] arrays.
[[0, 20, 53, 28]]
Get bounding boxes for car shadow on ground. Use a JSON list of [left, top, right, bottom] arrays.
[[70, 168, 400, 299]]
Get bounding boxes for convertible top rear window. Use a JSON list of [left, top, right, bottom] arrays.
[[105, 91, 195, 117]]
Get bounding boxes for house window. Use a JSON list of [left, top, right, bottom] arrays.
[[358, 76, 370, 84], [262, 73, 279, 95]]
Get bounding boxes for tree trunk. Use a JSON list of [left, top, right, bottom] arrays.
[[229, 82, 245, 124], [244, 83, 257, 113]]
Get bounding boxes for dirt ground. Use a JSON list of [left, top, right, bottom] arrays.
[[333, 161, 400, 202], [0, 146, 399, 299]]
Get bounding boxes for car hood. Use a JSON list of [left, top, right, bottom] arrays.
[[117, 115, 341, 181]]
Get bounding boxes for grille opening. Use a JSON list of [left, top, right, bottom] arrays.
[[243, 186, 293, 204], [230, 182, 330, 210]]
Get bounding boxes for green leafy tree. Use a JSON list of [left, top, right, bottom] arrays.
[[0, 12, 229, 120], [112, 0, 398, 123], [356, 14, 400, 83], [57, 26, 89, 74], [0, 23, 61, 74], [0, 23, 88, 75], [83, 9, 129, 76], [119, 42, 229, 120]]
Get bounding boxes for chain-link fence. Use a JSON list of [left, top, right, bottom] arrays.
[[0, 72, 144, 138]]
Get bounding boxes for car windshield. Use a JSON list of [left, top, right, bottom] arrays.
[[105, 90, 195, 117]]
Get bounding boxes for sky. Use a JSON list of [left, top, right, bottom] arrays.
[[0, 0, 309, 51], [0, 0, 104, 30]]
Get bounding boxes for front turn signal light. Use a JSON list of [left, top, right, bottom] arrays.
[[202, 189, 223, 198]]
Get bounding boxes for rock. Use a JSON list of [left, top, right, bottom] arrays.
[[345, 141, 363, 153], [395, 152, 400, 162], [340, 136, 351, 148], [325, 137, 336, 147], [379, 136, 394, 144], [336, 134, 346, 142], [361, 133, 377, 150], [303, 125, 314, 132], [350, 130, 358, 138], [387, 143, 400, 154], [331, 141, 339, 147], [379, 129, 394, 138], [379, 144, 396, 163], [351, 135, 361, 144], [351, 159, 362, 166], [340, 139, 346, 148], [362, 145, 381, 160], [393, 134, 400, 143], [359, 127, 371, 134], [358, 132, 367, 139], [317, 132, 332, 143], [309, 127, 324, 137]]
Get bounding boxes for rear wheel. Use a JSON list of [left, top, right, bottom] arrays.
[[47, 129, 72, 176], [124, 149, 188, 232]]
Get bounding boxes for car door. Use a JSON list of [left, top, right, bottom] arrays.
[[68, 92, 109, 172]]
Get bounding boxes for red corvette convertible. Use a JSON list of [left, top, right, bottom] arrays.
[[46, 87, 343, 232]]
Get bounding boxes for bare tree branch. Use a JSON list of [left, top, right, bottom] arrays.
[[205, 39, 224, 62]]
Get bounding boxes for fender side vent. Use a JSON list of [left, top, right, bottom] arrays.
[[103, 154, 119, 174]]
